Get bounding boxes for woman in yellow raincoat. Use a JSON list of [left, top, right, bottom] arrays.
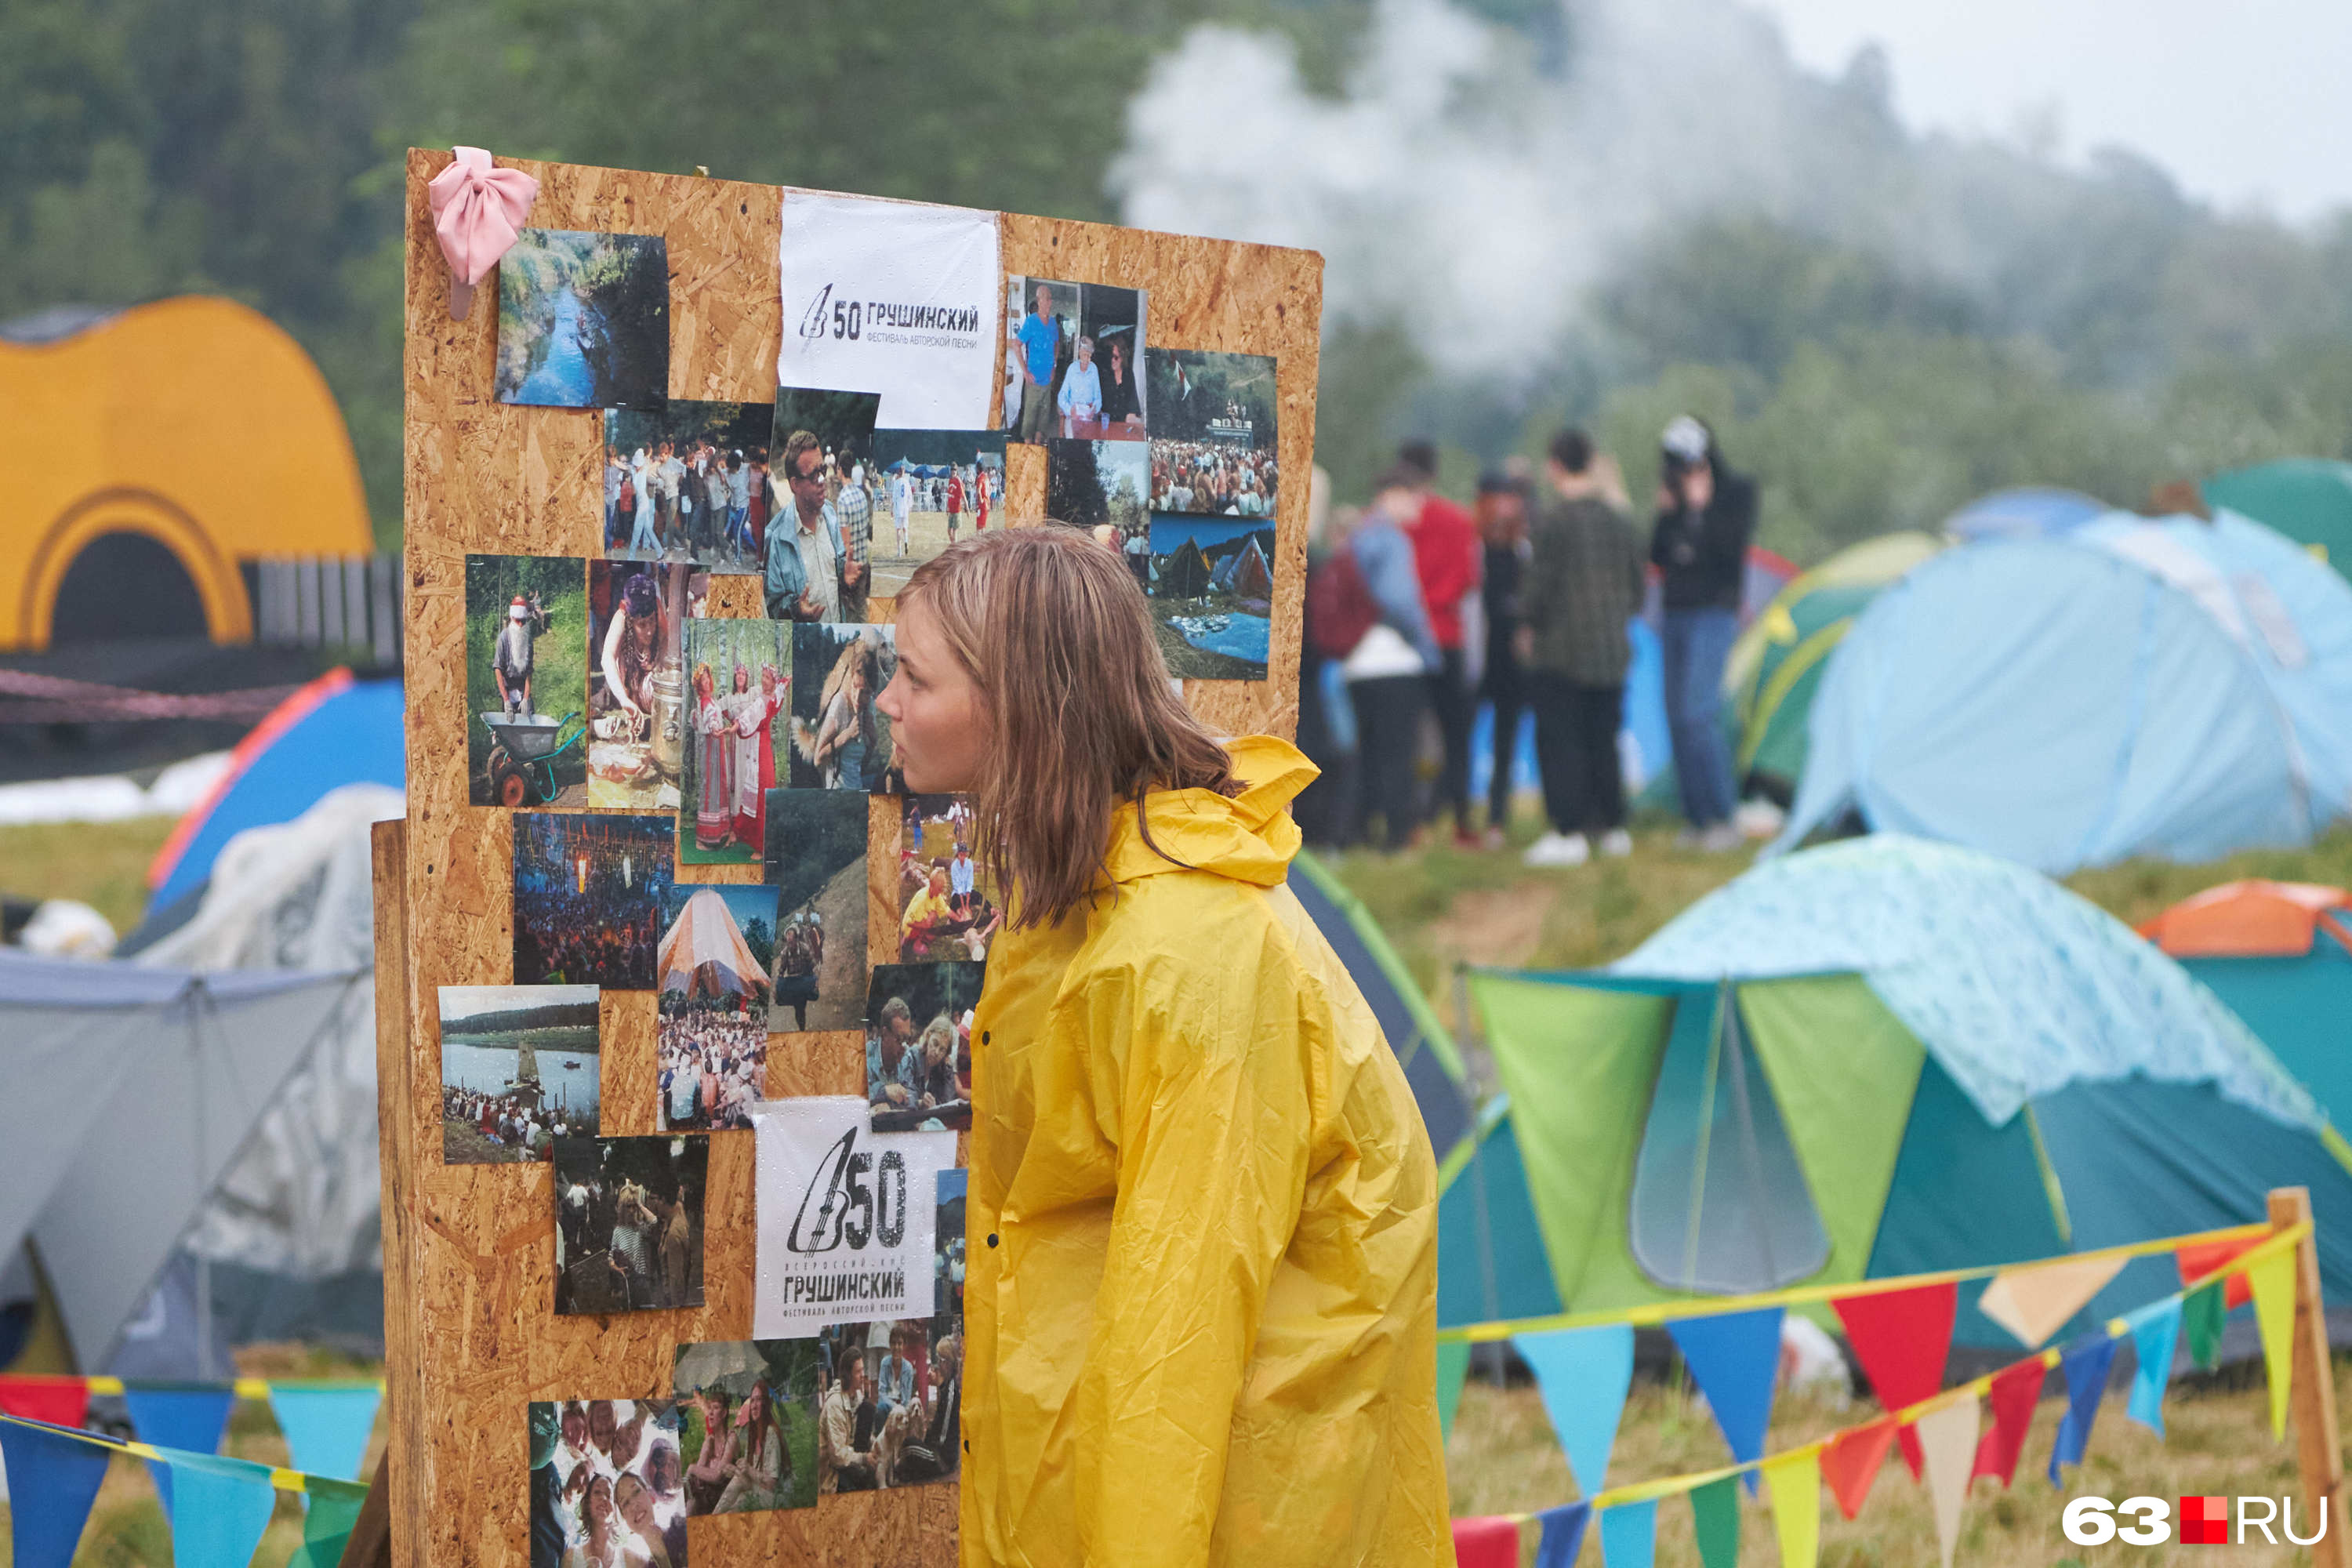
[[876, 528, 1452, 1568]]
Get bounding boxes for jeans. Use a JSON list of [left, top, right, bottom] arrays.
[[1661, 607, 1738, 827], [1529, 673, 1624, 835]]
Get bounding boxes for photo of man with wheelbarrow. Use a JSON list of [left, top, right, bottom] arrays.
[[466, 552, 591, 807]]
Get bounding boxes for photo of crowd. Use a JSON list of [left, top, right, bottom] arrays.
[[934, 1168, 965, 1318], [671, 1339, 822, 1516], [677, 619, 789, 868], [655, 996, 767, 1132], [1144, 516, 1276, 681], [1147, 349, 1279, 518], [1002, 276, 1147, 444], [586, 561, 704, 811], [866, 961, 982, 1132], [554, 1134, 710, 1316], [466, 554, 590, 807], [763, 789, 869, 1033], [764, 388, 882, 624], [895, 794, 997, 962], [495, 228, 668, 411], [529, 1398, 686, 1568], [864, 429, 1007, 597], [604, 403, 771, 576], [513, 813, 676, 988], [789, 625, 896, 791], [440, 984, 600, 1164], [815, 1318, 960, 1492]]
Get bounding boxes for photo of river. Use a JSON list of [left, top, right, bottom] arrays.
[[495, 227, 670, 410], [439, 982, 602, 1164]]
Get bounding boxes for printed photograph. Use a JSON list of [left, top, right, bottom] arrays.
[[672, 1339, 822, 1515], [529, 1399, 685, 1568], [439, 984, 600, 1165], [555, 1134, 710, 1315], [656, 993, 767, 1133], [586, 561, 706, 811], [466, 554, 588, 808], [934, 1169, 966, 1318], [495, 228, 669, 410], [893, 794, 998, 963], [657, 884, 776, 1014], [1002, 275, 1080, 445], [1145, 515, 1276, 681], [514, 813, 675, 989], [865, 429, 1007, 596], [866, 961, 984, 1132], [605, 401, 773, 574], [789, 624, 897, 792], [1147, 349, 1280, 519], [678, 619, 791, 869], [764, 789, 869, 1034], [765, 388, 883, 623], [815, 1318, 960, 1491], [1044, 438, 1151, 547], [1003, 278, 1146, 444]]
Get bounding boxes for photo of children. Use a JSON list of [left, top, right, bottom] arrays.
[[529, 1399, 686, 1568], [762, 789, 869, 1033], [677, 619, 790, 868], [894, 794, 998, 962], [655, 994, 767, 1132], [586, 561, 704, 811], [671, 1339, 822, 1516], [764, 388, 882, 624], [466, 554, 588, 807], [1004, 278, 1148, 444], [789, 624, 896, 792], [495, 228, 669, 410], [1145, 515, 1276, 681], [934, 1169, 965, 1317], [1147, 349, 1280, 518], [513, 813, 675, 988], [864, 430, 1008, 596], [604, 401, 772, 574], [554, 1135, 709, 1316], [439, 984, 599, 1165], [865, 961, 983, 1132], [815, 1319, 960, 1492]]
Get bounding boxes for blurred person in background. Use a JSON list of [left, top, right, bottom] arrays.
[[1650, 416, 1754, 851], [1475, 462, 1533, 849], [1519, 430, 1643, 869], [1342, 470, 1442, 853], [1293, 466, 1356, 847], [1395, 440, 1481, 848]]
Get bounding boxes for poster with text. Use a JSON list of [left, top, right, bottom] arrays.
[[750, 1096, 956, 1340]]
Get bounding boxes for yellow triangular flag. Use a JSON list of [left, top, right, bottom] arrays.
[[2249, 1244, 2299, 1438], [1915, 1397, 1981, 1568], [1976, 1254, 2129, 1348], [1764, 1450, 1820, 1568]]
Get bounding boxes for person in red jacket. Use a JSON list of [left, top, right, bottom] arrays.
[[1396, 441, 1482, 847]]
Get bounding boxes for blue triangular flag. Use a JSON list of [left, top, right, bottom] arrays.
[[267, 1385, 380, 1482], [123, 1388, 237, 1512], [167, 1455, 281, 1568], [0, 1417, 111, 1568], [2128, 1298, 2183, 1436], [2047, 1333, 2120, 1485], [1534, 1501, 1593, 1568], [1515, 1323, 1635, 1497], [1599, 1497, 1659, 1567], [1668, 1305, 1783, 1491]]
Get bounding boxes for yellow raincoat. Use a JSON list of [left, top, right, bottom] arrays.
[[963, 735, 1453, 1568]]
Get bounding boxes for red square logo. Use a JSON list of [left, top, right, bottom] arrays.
[[2180, 1496, 2230, 1544]]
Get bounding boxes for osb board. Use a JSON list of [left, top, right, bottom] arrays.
[[389, 148, 1321, 1568]]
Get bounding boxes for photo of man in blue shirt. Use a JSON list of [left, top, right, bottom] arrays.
[[1011, 280, 1069, 444]]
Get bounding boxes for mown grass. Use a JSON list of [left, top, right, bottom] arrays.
[[0, 815, 179, 938]]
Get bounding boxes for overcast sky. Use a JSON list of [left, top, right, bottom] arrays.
[[1756, 0, 2352, 223]]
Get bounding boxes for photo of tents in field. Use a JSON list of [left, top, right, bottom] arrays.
[[1144, 515, 1274, 681]]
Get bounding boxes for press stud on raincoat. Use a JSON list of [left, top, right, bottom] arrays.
[[961, 735, 1453, 1568]]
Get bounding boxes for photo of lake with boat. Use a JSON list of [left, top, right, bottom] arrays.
[[438, 983, 602, 1164], [495, 227, 670, 410]]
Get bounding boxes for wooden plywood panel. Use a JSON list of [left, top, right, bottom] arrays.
[[390, 147, 1319, 1567]]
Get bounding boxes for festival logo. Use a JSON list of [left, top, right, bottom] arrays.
[[751, 1097, 955, 1338]]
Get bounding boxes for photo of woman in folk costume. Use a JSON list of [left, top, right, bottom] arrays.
[[692, 662, 735, 851], [731, 662, 785, 848]]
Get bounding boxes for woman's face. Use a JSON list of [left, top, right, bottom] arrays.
[[733, 666, 750, 693], [562, 1406, 586, 1449], [877, 597, 988, 794], [584, 1475, 614, 1529], [588, 1400, 617, 1446], [615, 1476, 653, 1530]]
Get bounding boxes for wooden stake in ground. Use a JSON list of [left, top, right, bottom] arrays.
[[2269, 1185, 2347, 1568]]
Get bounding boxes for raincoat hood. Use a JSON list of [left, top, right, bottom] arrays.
[[1098, 734, 1314, 891]]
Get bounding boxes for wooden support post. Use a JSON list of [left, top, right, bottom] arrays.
[[368, 818, 421, 1568], [2268, 1186, 2346, 1568]]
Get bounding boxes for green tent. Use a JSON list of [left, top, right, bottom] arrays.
[[2205, 459, 2352, 585]]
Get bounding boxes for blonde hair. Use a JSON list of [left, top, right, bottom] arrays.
[[897, 528, 1238, 931]]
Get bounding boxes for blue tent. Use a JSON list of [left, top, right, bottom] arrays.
[[1941, 485, 2106, 542]]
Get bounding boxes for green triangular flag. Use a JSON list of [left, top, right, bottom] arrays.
[[1436, 1341, 1472, 1442], [289, 1482, 369, 1568], [1691, 1474, 1741, 1568], [2183, 1280, 2226, 1370]]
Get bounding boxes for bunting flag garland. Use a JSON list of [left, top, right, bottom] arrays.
[[267, 1385, 383, 1483], [1915, 1396, 1981, 1568], [1820, 1414, 1900, 1519], [1450, 1515, 1523, 1568], [2177, 1236, 2259, 1309], [2247, 1243, 2298, 1439], [1532, 1502, 1592, 1568], [1762, 1451, 1820, 1568], [2181, 1279, 2227, 1370], [1599, 1498, 1659, 1567], [2126, 1298, 2183, 1436], [288, 1483, 368, 1568], [1689, 1475, 1741, 1568], [1976, 1254, 2128, 1350], [1436, 1340, 1472, 1442], [123, 1388, 238, 1512], [2046, 1334, 2120, 1485], [168, 1457, 282, 1568], [1666, 1306, 1783, 1489], [1969, 1358, 2047, 1487], [0, 1417, 112, 1568], [1831, 1282, 1955, 1478], [1515, 1323, 1635, 1497], [0, 1374, 92, 1429]]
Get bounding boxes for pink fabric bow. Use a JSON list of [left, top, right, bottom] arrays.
[[426, 147, 539, 318]]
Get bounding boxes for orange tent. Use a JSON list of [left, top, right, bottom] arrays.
[[2139, 880, 2352, 958]]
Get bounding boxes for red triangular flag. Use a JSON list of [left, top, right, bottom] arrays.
[[2178, 1238, 2258, 1310], [0, 1374, 91, 1428], [1833, 1282, 1956, 1477], [1821, 1415, 1902, 1520], [1450, 1515, 1522, 1568], [1969, 1359, 2047, 1487]]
